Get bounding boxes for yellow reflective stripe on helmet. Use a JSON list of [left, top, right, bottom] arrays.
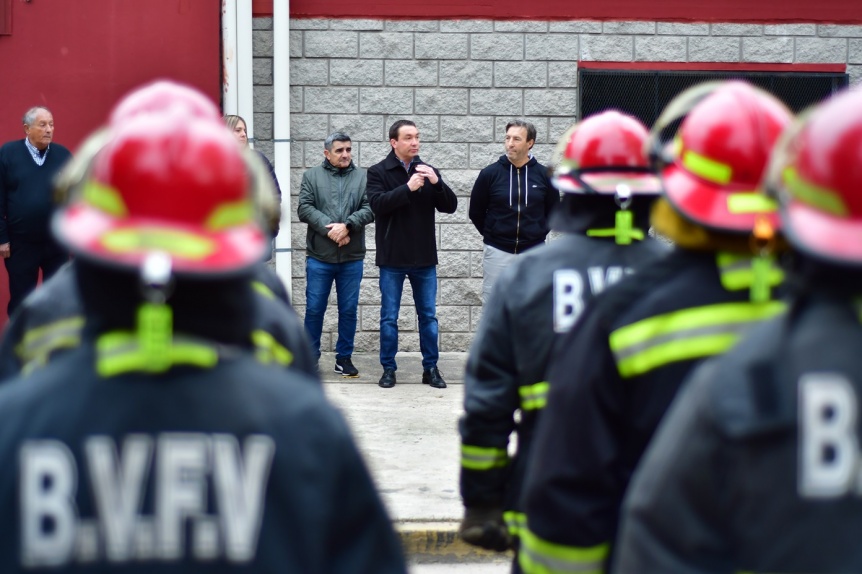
[[205, 200, 255, 231], [782, 166, 848, 217], [716, 252, 784, 293], [96, 331, 219, 377], [250, 280, 275, 300], [727, 193, 777, 214], [503, 510, 526, 537], [100, 228, 216, 259], [250, 329, 293, 366], [519, 381, 550, 411], [518, 526, 609, 574], [610, 301, 786, 379], [82, 181, 128, 216], [461, 444, 508, 471], [681, 146, 732, 185]]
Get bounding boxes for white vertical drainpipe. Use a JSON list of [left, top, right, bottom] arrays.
[[221, 0, 238, 115], [273, 0, 292, 296]]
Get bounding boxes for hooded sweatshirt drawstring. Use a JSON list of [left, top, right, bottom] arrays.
[[509, 163, 513, 206]]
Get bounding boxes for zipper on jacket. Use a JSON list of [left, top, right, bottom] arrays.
[[515, 167, 522, 254], [337, 175, 344, 264]]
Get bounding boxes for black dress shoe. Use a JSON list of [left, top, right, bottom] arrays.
[[378, 369, 396, 388], [422, 367, 447, 389]]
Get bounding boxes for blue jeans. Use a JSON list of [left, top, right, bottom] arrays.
[[303, 257, 363, 360], [379, 265, 439, 371]]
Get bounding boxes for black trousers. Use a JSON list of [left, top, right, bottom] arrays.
[[4, 236, 69, 316]]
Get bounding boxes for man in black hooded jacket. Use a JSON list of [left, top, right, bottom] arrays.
[[469, 120, 558, 302]]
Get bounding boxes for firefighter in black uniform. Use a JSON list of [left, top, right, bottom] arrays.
[[518, 81, 793, 574], [0, 83, 407, 573], [614, 86, 862, 574], [0, 81, 315, 380], [458, 111, 668, 564], [0, 259, 315, 379]]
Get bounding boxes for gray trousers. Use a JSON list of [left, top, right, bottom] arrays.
[[482, 244, 518, 304]]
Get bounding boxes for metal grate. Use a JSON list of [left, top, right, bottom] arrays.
[[578, 69, 849, 127]]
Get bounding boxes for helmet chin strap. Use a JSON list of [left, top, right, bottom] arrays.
[[585, 184, 645, 245], [137, 252, 175, 371], [613, 184, 637, 245]]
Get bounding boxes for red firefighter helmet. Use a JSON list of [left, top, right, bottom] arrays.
[[56, 81, 225, 204], [765, 89, 862, 265], [53, 109, 267, 274], [109, 80, 221, 125], [552, 110, 661, 195], [650, 81, 792, 233]]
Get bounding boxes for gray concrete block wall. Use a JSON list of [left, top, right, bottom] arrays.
[[252, 17, 862, 355]]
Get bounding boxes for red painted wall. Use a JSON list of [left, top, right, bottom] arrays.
[[0, 0, 221, 151], [254, 0, 861, 23], [0, 0, 222, 324]]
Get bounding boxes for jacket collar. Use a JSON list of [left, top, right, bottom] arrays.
[[383, 149, 422, 171], [75, 259, 257, 348], [497, 154, 537, 169], [322, 159, 355, 175]]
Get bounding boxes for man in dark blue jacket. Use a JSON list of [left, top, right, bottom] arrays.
[[469, 120, 558, 302], [366, 119, 458, 389], [0, 107, 71, 315]]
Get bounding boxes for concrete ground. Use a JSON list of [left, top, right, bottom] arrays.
[[320, 351, 513, 567]]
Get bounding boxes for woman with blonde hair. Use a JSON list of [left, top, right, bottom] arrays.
[[224, 115, 282, 257]]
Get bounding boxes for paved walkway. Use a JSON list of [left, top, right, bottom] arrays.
[[320, 352, 510, 564]]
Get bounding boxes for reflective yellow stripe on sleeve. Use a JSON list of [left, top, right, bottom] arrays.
[[250, 330, 293, 367], [503, 510, 526, 537], [250, 280, 276, 300], [610, 301, 786, 379], [16, 316, 85, 374], [461, 444, 508, 471], [519, 381, 550, 411], [518, 526, 609, 574]]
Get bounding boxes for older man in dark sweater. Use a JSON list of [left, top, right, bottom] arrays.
[[0, 107, 71, 315]]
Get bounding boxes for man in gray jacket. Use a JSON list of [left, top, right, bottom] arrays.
[[298, 132, 373, 376]]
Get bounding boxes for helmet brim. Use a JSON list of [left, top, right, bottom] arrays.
[[553, 171, 662, 195], [53, 204, 268, 276], [662, 162, 779, 233], [782, 201, 862, 265]]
